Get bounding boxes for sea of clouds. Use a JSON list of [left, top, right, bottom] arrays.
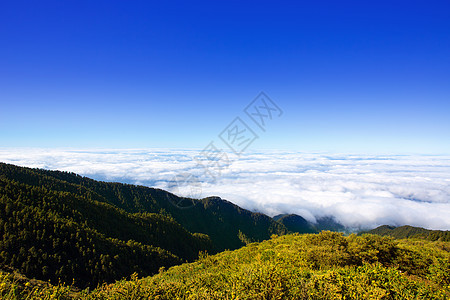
[[1, 148, 449, 230]]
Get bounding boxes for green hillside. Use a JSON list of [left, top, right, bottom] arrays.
[[365, 225, 450, 242], [0, 164, 210, 288], [0, 162, 286, 287], [0, 163, 286, 252], [2, 232, 449, 299]]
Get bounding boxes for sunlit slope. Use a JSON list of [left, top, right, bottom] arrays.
[[88, 232, 449, 299]]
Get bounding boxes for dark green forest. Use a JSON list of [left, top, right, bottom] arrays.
[[0, 162, 286, 287]]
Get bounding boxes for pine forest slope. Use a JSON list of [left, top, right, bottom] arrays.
[[0, 162, 286, 287]]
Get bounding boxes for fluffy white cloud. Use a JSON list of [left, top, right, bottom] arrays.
[[1, 148, 449, 230]]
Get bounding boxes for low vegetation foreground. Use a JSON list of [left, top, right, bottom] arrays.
[[1, 231, 449, 299]]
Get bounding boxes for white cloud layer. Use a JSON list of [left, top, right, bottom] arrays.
[[1, 148, 449, 230]]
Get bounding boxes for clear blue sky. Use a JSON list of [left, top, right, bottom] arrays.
[[1, 0, 449, 153]]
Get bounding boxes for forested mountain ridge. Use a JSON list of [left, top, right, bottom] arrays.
[[0, 163, 286, 251], [0, 165, 210, 288], [0, 162, 286, 287], [365, 225, 450, 242]]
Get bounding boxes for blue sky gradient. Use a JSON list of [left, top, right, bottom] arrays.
[[1, 1, 449, 153]]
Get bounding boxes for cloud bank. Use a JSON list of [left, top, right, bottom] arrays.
[[1, 148, 449, 230]]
